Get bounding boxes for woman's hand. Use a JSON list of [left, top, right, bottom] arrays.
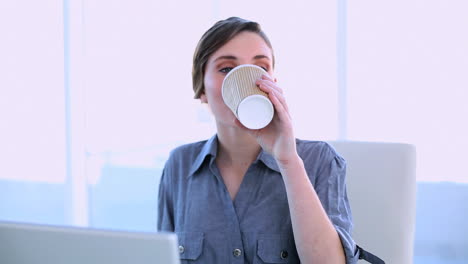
[[235, 74, 298, 165]]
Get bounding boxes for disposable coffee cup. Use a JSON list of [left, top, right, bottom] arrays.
[[221, 64, 274, 129]]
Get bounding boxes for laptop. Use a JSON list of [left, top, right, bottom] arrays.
[[0, 221, 180, 264]]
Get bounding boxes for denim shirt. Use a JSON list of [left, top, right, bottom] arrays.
[[158, 135, 359, 264]]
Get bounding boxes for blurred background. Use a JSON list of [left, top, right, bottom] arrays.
[[1, 0, 467, 263]]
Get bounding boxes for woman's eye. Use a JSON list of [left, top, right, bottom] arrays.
[[219, 67, 233, 73], [255, 65, 268, 72]]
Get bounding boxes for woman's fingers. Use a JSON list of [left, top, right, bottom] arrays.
[[260, 75, 284, 94], [256, 79, 290, 116], [256, 84, 291, 122], [268, 89, 291, 122]]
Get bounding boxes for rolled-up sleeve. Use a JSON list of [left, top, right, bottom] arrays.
[[314, 144, 359, 264], [157, 166, 174, 232]]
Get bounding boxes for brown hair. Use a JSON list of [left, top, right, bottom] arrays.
[[192, 17, 275, 99]]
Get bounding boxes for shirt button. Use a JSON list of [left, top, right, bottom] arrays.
[[179, 245, 185, 254], [233, 248, 242, 257], [280, 250, 289, 259]]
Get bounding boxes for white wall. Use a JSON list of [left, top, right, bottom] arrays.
[[347, 0, 468, 182]]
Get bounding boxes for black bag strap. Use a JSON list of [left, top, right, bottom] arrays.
[[356, 245, 385, 264]]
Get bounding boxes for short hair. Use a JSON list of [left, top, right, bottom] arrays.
[[192, 17, 275, 99]]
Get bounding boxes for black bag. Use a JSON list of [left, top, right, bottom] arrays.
[[357, 245, 385, 264]]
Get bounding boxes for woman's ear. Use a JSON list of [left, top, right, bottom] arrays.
[[200, 93, 208, 104]]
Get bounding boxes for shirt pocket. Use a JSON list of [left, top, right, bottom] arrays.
[[255, 234, 300, 264], [177, 232, 204, 262]]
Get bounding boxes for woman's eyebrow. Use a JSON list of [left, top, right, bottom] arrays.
[[214, 55, 237, 62], [253, 55, 271, 61], [214, 54, 271, 62]]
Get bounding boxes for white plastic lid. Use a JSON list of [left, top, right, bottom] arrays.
[[237, 95, 274, 129]]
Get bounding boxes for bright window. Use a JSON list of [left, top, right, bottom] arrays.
[[0, 0, 67, 224]]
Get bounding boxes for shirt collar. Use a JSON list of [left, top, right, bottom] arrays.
[[189, 134, 218, 176], [188, 134, 282, 176], [258, 150, 281, 173]]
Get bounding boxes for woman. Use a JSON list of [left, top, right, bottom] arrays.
[[158, 17, 359, 264]]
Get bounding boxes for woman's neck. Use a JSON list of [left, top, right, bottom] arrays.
[[216, 126, 261, 167]]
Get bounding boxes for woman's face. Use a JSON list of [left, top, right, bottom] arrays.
[[201, 31, 274, 128]]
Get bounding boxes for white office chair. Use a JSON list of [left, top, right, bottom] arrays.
[[328, 141, 417, 264]]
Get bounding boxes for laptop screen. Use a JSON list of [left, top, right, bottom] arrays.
[[0, 221, 180, 264]]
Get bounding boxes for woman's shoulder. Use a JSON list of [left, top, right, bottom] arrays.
[[295, 139, 345, 167], [295, 139, 346, 185], [295, 139, 339, 158]]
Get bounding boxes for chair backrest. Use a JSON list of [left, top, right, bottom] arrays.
[[328, 141, 417, 264]]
